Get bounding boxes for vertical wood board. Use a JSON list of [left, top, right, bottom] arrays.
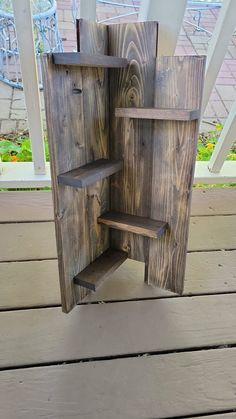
[[42, 20, 109, 312], [108, 21, 158, 262], [147, 56, 205, 293]]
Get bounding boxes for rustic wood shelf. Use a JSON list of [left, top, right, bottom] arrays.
[[98, 211, 168, 239], [53, 52, 128, 68], [58, 159, 123, 188], [74, 248, 127, 291], [115, 107, 200, 121]]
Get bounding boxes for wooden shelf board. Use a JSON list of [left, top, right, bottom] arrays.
[[52, 52, 128, 68], [74, 248, 127, 291], [98, 211, 168, 239], [58, 159, 123, 188], [115, 107, 200, 121]]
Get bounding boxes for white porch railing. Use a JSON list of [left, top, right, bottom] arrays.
[[0, 0, 235, 187]]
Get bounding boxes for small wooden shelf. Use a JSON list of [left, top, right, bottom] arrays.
[[74, 248, 127, 291], [53, 52, 128, 68], [98, 211, 168, 239], [58, 159, 123, 188], [115, 107, 200, 121]]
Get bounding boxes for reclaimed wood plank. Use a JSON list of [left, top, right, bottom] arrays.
[[1, 294, 236, 368], [0, 249, 236, 308], [98, 211, 168, 239], [74, 249, 127, 291], [58, 159, 122, 188], [52, 52, 128, 68], [42, 20, 110, 312], [0, 348, 236, 418], [115, 107, 200, 120], [108, 21, 158, 261], [1, 215, 235, 262], [147, 56, 206, 294]]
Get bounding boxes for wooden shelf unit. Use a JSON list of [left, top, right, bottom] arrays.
[[58, 159, 123, 188], [115, 107, 200, 121], [98, 211, 168, 239], [42, 19, 205, 313], [53, 52, 128, 68]]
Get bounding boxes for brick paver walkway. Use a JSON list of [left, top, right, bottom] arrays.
[[0, 0, 236, 134]]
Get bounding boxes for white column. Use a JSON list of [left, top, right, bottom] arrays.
[[138, 0, 187, 55], [202, 0, 236, 112], [80, 0, 96, 21], [12, 0, 46, 175], [208, 100, 236, 173]]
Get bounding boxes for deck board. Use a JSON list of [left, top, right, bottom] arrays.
[[0, 250, 236, 308], [1, 294, 236, 368], [0, 189, 235, 222], [0, 188, 236, 418], [0, 348, 236, 419], [0, 215, 235, 262]]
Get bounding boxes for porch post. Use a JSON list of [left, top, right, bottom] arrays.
[[79, 0, 97, 21], [12, 0, 46, 175], [138, 0, 187, 55], [202, 0, 236, 112]]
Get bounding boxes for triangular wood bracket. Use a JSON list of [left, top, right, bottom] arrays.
[[42, 19, 205, 313]]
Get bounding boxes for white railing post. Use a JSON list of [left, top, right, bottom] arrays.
[[208, 100, 236, 173], [79, 0, 96, 20], [202, 0, 236, 112], [138, 0, 187, 55], [12, 0, 46, 175]]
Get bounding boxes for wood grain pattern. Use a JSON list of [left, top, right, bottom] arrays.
[[147, 56, 206, 293], [52, 52, 128, 68], [58, 159, 122, 188], [98, 211, 168, 239], [41, 20, 110, 312], [108, 21, 158, 261], [115, 107, 200, 120], [74, 248, 127, 290], [0, 348, 236, 418]]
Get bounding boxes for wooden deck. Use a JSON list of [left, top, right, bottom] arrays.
[[0, 188, 236, 419]]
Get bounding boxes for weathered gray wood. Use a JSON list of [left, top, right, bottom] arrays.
[[98, 211, 168, 239], [147, 56, 206, 293], [42, 20, 110, 312], [58, 159, 122, 188], [0, 348, 236, 418], [52, 52, 128, 68], [0, 249, 236, 308], [108, 21, 158, 262], [74, 249, 127, 290], [115, 107, 200, 120], [1, 294, 236, 368], [0, 188, 235, 223]]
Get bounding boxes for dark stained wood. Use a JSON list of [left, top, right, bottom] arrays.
[[58, 159, 122, 188], [98, 211, 168, 239], [52, 52, 128, 68], [41, 20, 110, 313], [74, 249, 127, 291], [146, 56, 206, 294], [115, 107, 200, 121], [108, 21, 158, 261]]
